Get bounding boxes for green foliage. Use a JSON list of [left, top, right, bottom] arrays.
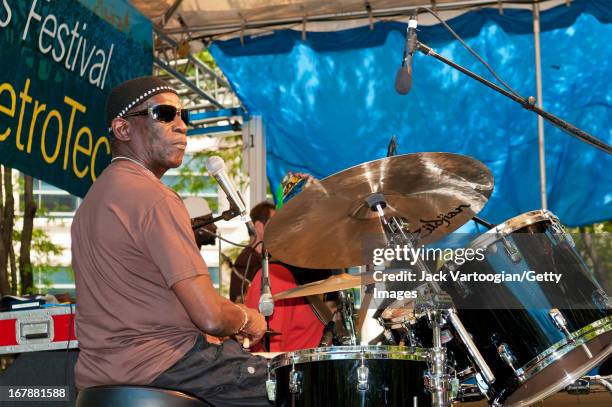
[[567, 222, 611, 291], [171, 135, 245, 207], [12, 226, 64, 294], [196, 50, 217, 69], [30, 228, 63, 261]]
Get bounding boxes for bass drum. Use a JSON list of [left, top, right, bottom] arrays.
[[441, 210, 612, 407], [270, 345, 431, 406]]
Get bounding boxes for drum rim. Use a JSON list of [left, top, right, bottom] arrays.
[[441, 209, 557, 271], [490, 316, 612, 407], [514, 315, 612, 382], [270, 345, 428, 370]]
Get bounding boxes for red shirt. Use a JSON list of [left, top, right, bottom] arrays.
[[245, 264, 324, 352]]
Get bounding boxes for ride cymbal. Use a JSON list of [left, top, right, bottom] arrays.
[[265, 153, 493, 269]]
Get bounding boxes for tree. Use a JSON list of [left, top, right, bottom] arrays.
[[0, 165, 15, 295], [569, 222, 611, 293], [0, 166, 63, 296], [19, 175, 36, 294]]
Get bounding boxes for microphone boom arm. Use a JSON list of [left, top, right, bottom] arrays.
[[416, 41, 612, 155], [191, 208, 241, 230]]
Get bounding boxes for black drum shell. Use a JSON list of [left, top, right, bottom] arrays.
[[440, 210, 611, 405], [271, 347, 432, 407]]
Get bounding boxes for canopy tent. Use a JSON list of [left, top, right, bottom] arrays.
[[133, 0, 611, 227], [132, 0, 577, 38]]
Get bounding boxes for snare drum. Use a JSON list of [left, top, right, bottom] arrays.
[[269, 345, 431, 406], [441, 210, 612, 407]]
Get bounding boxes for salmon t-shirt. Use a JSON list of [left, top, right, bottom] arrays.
[[72, 160, 208, 389]]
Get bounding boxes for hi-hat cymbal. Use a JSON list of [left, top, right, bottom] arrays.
[[265, 153, 493, 269], [273, 273, 376, 300]]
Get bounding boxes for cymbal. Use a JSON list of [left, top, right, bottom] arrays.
[[265, 153, 493, 269], [273, 273, 376, 300]]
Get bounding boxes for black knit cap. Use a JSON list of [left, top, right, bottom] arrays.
[[105, 76, 178, 132]]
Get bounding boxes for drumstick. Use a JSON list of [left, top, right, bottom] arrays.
[[242, 337, 250, 349]]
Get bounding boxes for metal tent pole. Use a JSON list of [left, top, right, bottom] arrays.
[[533, 3, 548, 210], [243, 116, 267, 208]]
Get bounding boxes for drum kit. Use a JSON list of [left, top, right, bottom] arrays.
[[260, 153, 612, 407]]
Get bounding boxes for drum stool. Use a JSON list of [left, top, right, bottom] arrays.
[[75, 385, 211, 406]]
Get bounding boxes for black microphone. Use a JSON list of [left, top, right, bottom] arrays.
[[395, 15, 418, 95], [206, 156, 255, 235]]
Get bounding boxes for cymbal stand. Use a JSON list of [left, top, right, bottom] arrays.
[[411, 287, 457, 407], [400, 233, 497, 391], [337, 289, 358, 345], [367, 193, 494, 406], [368, 194, 454, 406]]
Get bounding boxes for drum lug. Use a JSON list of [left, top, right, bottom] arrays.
[[497, 343, 524, 381], [265, 362, 276, 402], [549, 308, 572, 337], [549, 308, 596, 359], [549, 218, 574, 246], [265, 378, 276, 401], [357, 362, 369, 391], [592, 290, 612, 311], [288, 368, 302, 395], [501, 236, 522, 263]]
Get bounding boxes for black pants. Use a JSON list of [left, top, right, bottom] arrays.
[[151, 336, 272, 406]]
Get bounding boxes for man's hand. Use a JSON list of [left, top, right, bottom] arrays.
[[237, 305, 267, 346]]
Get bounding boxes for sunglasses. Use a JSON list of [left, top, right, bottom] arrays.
[[123, 104, 190, 125]]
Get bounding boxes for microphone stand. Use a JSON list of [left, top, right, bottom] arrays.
[[259, 247, 273, 351], [387, 134, 398, 157], [191, 207, 241, 230], [472, 216, 495, 230], [415, 41, 612, 155]]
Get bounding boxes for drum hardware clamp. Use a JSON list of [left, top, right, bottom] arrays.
[[565, 375, 612, 395], [424, 310, 457, 407], [414, 286, 496, 388]]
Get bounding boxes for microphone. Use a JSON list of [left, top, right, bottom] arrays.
[[258, 250, 274, 316], [395, 15, 418, 95], [206, 156, 255, 234]]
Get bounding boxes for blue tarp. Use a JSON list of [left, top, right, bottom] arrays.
[[210, 0, 612, 227]]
